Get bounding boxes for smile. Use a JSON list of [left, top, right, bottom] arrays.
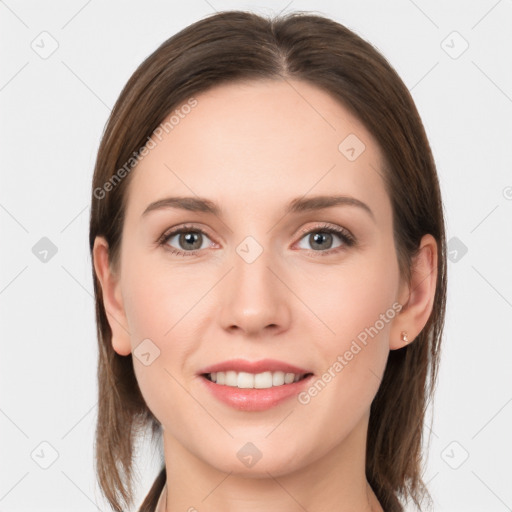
[[203, 370, 312, 389]]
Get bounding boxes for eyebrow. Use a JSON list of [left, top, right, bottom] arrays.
[[142, 194, 375, 221]]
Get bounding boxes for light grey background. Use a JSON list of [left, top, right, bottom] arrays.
[[1, 1, 511, 511]]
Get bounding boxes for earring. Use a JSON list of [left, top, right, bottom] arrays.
[[400, 331, 409, 344]]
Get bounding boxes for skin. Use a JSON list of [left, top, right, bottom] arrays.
[[93, 79, 438, 512]]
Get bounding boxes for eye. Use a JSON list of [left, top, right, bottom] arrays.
[[158, 224, 214, 256], [295, 223, 355, 255], [158, 222, 356, 257]]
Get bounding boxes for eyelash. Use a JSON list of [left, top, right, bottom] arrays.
[[157, 223, 356, 257]]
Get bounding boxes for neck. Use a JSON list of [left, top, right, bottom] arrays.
[[159, 412, 383, 512]]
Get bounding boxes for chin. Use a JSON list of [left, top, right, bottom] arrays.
[[201, 442, 306, 478]]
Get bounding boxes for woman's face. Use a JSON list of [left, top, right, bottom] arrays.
[[100, 79, 412, 476]]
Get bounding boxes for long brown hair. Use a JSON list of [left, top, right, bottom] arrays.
[[89, 10, 446, 512]]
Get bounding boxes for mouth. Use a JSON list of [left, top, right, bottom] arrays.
[[202, 370, 314, 389], [197, 359, 315, 410]]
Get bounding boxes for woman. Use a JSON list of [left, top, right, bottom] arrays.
[[89, 10, 446, 512]]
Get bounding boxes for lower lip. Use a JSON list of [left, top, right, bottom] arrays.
[[199, 374, 314, 412]]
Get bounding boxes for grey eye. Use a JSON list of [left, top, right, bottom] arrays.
[[297, 230, 344, 251], [166, 230, 211, 251]]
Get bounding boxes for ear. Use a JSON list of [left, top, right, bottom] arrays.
[[92, 236, 132, 356], [390, 234, 438, 350]]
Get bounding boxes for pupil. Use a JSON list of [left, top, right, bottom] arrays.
[[181, 232, 201, 250], [311, 232, 332, 250]]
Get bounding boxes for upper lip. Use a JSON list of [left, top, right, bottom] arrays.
[[198, 358, 312, 375]]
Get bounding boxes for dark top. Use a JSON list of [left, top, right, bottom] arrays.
[[138, 466, 166, 512]]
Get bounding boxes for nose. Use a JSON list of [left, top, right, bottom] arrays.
[[219, 242, 291, 337]]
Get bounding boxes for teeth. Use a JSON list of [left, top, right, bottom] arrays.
[[207, 371, 306, 388]]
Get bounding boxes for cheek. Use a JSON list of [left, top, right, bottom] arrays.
[[122, 262, 197, 424], [297, 246, 399, 399], [299, 249, 399, 346], [122, 255, 198, 342], [120, 252, 206, 407]]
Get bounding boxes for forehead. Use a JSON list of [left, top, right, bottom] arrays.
[[126, 79, 389, 221]]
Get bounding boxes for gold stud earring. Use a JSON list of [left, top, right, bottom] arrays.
[[400, 331, 409, 344]]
